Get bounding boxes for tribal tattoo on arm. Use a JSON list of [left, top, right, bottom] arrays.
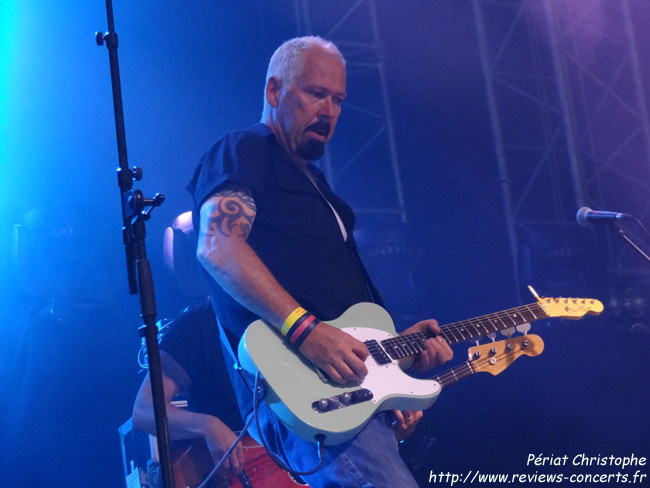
[[201, 186, 257, 239]]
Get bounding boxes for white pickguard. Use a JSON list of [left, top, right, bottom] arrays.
[[344, 326, 440, 402]]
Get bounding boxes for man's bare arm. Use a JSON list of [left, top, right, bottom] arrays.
[[196, 188, 368, 383], [132, 372, 244, 477]]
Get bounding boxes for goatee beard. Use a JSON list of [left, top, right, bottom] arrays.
[[297, 138, 326, 161]]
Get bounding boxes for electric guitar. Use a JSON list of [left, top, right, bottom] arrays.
[[238, 298, 602, 445]]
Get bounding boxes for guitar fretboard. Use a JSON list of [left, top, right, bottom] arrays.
[[378, 302, 548, 361], [431, 362, 474, 388]]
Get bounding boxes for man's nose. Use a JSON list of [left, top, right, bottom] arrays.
[[318, 97, 335, 117]]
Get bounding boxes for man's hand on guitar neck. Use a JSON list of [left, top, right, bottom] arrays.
[[401, 319, 453, 371], [299, 322, 369, 384]]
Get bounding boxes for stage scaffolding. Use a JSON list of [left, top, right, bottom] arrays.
[[472, 0, 650, 319]]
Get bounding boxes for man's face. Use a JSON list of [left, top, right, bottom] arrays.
[[273, 47, 347, 162]]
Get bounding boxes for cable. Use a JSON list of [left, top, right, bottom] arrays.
[[252, 371, 327, 478], [197, 414, 255, 488], [631, 215, 650, 241]]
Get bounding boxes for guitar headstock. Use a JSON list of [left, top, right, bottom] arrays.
[[537, 297, 604, 319], [467, 334, 544, 376]]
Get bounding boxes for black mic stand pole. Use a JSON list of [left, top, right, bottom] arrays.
[[608, 224, 650, 264], [96, 2, 174, 487]]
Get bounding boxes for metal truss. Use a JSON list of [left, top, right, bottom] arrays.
[[543, 0, 650, 267], [472, 0, 650, 298]]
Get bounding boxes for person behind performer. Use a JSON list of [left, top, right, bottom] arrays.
[[187, 36, 453, 488], [131, 300, 245, 480], [131, 300, 424, 482]]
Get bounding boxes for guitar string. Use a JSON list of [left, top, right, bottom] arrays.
[[381, 303, 547, 356], [433, 345, 537, 387], [437, 300, 594, 341], [380, 300, 593, 360], [441, 303, 546, 339], [433, 362, 473, 387], [423, 303, 542, 341]]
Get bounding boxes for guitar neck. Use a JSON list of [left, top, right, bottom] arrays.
[[431, 362, 474, 388], [378, 302, 548, 361]]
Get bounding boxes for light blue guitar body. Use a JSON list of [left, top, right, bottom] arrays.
[[238, 303, 441, 445]]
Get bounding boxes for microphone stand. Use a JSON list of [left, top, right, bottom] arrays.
[[96, 2, 174, 487], [608, 223, 650, 264]]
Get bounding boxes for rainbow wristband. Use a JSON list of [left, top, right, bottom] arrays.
[[280, 307, 308, 336], [287, 314, 319, 348]]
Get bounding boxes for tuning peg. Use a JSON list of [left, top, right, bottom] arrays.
[[516, 323, 531, 335], [487, 333, 496, 342], [500, 327, 515, 338]]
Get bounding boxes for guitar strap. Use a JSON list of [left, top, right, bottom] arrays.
[[216, 316, 258, 396], [304, 166, 383, 305], [216, 315, 237, 364], [303, 168, 348, 242], [350, 245, 384, 307]]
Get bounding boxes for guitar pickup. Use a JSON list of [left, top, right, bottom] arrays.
[[312, 388, 374, 413], [365, 339, 391, 365]]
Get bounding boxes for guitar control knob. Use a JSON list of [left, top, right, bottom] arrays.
[[339, 392, 352, 405], [490, 347, 497, 356], [316, 398, 330, 412]]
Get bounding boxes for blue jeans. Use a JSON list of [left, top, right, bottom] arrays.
[[248, 404, 419, 488]]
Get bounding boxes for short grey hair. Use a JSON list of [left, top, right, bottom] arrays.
[[261, 36, 345, 120]]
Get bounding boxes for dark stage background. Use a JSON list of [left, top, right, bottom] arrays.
[[1, 1, 648, 487]]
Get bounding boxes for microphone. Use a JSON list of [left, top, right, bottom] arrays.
[[576, 207, 631, 226]]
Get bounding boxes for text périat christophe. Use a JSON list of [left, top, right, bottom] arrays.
[[528, 453, 646, 470]]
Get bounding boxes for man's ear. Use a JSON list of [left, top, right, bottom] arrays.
[[265, 76, 282, 108]]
